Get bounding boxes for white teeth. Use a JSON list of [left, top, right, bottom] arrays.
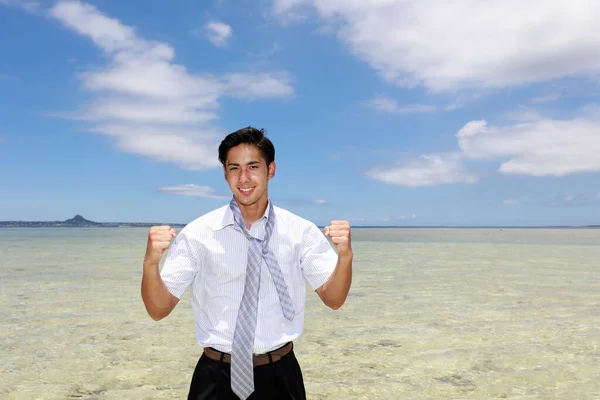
[[240, 188, 253, 192]]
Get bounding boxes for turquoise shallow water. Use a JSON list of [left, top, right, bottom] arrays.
[[1, 227, 599, 399]]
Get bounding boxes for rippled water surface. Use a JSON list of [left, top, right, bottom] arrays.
[[1, 228, 599, 399]]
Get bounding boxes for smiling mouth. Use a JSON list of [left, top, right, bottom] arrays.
[[239, 187, 255, 193]]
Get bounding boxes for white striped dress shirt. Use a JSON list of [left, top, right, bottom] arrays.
[[160, 201, 338, 354]]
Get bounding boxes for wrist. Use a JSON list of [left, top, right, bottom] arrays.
[[143, 255, 160, 271], [338, 249, 353, 260]]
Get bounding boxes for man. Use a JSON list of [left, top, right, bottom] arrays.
[[142, 126, 353, 400]]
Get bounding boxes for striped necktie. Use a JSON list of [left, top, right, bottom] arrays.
[[229, 198, 295, 400]]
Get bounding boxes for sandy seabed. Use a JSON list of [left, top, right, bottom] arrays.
[[1, 228, 599, 399]]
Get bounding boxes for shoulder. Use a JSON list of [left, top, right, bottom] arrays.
[[273, 206, 316, 229], [273, 206, 323, 239], [179, 205, 230, 238]]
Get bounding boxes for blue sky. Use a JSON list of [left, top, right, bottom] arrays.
[[1, 0, 599, 226]]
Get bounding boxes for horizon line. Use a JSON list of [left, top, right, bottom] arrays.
[[0, 215, 598, 229]]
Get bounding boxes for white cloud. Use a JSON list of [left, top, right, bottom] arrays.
[[312, 199, 327, 205], [457, 119, 600, 177], [49, 1, 293, 170], [158, 184, 229, 199], [551, 192, 600, 207], [244, 43, 282, 60], [365, 153, 478, 187], [580, 104, 600, 119], [0, 0, 40, 13], [222, 72, 293, 99], [203, 21, 232, 48], [386, 215, 413, 221], [506, 108, 543, 122], [368, 115, 600, 187], [68, 98, 219, 124], [530, 94, 561, 104], [350, 214, 415, 225], [274, 0, 600, 92], [272, 0, 309, 23], [367, 95, 461, 115], [273, 0, 305, 15], [349, 217, 364, 222], [503, 199, 520, 205], [88, 125, 220, 170]]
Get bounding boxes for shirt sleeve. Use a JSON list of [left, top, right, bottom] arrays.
[[299, 222, 338, 290], [160, 229, 200, 299]]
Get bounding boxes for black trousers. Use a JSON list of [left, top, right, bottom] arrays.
[[188, 349, 306, 400]]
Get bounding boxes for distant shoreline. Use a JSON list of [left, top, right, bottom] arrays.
[[0, 223, 187, 228], [0, 215, 186, 229], [0, 214, 598, 229], [1, 223, 598, 229]]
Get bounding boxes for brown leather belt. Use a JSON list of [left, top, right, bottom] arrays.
[[203, 342, 293, 367]]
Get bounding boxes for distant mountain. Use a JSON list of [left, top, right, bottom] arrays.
[[63, 214, 99, 226], [0, 215, 186, 228]]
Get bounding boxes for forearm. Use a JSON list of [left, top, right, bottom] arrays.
[[319, 251, 353, 310], [141, 260, 178, 320]]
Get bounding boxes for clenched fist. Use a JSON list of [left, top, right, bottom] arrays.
[[145, 225, 177, 265], [324, 220, 352, 257]]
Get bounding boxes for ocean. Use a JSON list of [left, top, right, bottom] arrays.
[[1, 227, 599, 399]]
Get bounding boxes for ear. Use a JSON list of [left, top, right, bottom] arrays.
[[268, 161, 276, 179], [223, 165, 227, 180]]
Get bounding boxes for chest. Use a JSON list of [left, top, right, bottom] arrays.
[[197, 227, 300, 285]]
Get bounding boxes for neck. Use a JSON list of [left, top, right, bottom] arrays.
[[235, 195, 269, 229]]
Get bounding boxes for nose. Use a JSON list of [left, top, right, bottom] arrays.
[[239, 168, 251, 183]]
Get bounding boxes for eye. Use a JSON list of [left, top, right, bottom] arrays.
[[250, 165, 259, 169], [229, 166, 238, 171]]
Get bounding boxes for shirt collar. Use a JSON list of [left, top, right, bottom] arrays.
[[214, 198, 272, 231]]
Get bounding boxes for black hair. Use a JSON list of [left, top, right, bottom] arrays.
[[218, 126, 275, 166]]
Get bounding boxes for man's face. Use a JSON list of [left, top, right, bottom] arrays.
[[224, 144, 275, 207]]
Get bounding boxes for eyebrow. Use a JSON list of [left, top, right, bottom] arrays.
[[226, 160, 262, 167]]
